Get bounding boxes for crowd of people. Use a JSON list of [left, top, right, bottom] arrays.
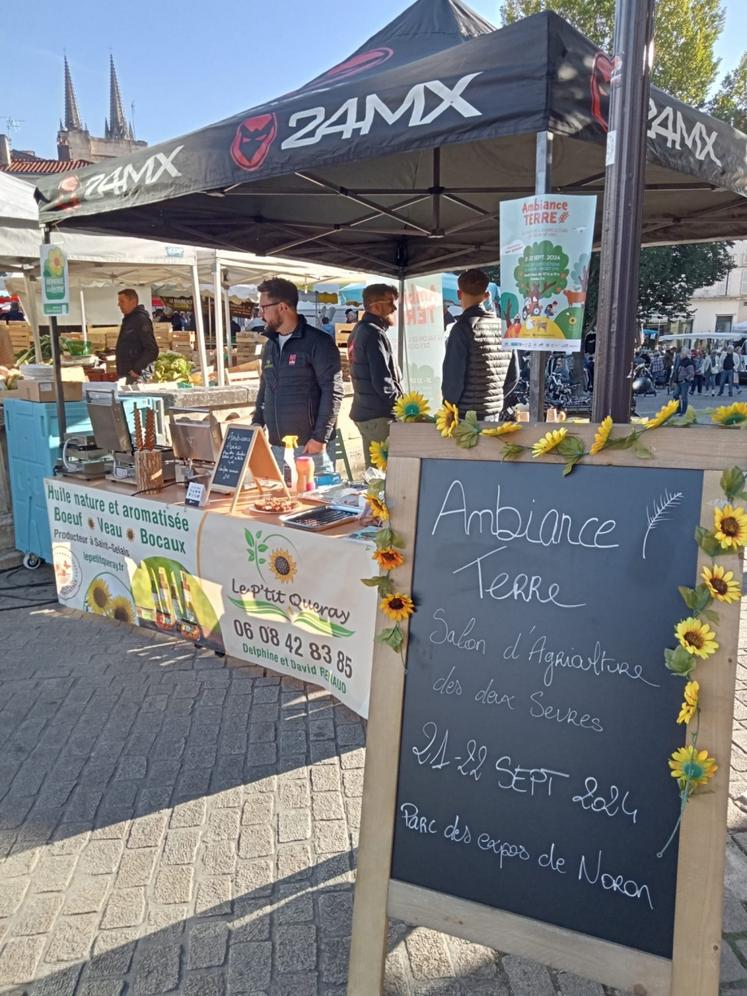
[[635, 341, 744, 414]]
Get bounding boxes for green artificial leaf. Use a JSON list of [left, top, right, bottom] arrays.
[[454, 418, 482, 449], [692, 583, 713, 614], [701, 608, 720, 624], [502, 442, 525, 461], [720, 466, 746, 501], [672, 408, 698, 427], [389, 530, 405, 548], [378, 624, 405, 652], [632, 440, 654, 459], [664, 645, 696, 677], [361, 575, 394, 596], [678, 585, 697, 610], [556, 436, 585, 460], [367, 478, 386, 496], [605, 430, 639, 451], [695, 526, 722, 558], [376, 528, 394, 548]]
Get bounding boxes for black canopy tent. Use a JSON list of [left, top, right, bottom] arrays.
[[36, 0, 747, 279]]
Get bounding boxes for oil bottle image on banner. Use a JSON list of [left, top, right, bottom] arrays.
[[132, 557, 224, 652]]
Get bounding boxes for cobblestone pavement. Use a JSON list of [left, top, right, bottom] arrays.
[[0, 584, 746, 995]]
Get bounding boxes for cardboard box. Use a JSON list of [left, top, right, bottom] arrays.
[[17, 380, 84, 403]]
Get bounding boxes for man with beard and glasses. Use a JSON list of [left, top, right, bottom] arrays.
[[253, 277, 342, 474]]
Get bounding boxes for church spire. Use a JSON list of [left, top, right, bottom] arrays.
[[63, 55, 82, 131], [106, 55, 129, 140]]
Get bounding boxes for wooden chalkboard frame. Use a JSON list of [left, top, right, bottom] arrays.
[[348, 422, 744, 996], [208, 423, 289, 512]]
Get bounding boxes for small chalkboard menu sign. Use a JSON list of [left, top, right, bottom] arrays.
[[349, 423, 743, 996], [208, 423, 287, 511]]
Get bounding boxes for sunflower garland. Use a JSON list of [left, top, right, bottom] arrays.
[[659, 463, 746, 857]]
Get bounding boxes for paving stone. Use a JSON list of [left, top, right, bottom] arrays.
[[311, 765, 342, 792], [405, 928, 454, 980], [132, 943, 181, 994], [127, 812, 168, 849], [205, 808, 241, 842], [241, 794, 275, 826], [502, 954, 556, 995], [276, 844, 312, 882], [317, 891, 353, 932], [314, 819, 349, 853], [231, 902, 272, 942], [11, 892, 63, 935], [556, 971, 606, 996], [724, 889, 747, 932], [170, 798, 207, 829], [154, 866, 194, 905], [76, 979, 124, 996], [87, 932, 137, 977], [274, 889, 314, 924], [26, 963, 83, 995], [77, 839, 123, 876], [100, 888, 146, 929], [274, 923, 317, 973], [44, 913, 98, 961], [32, 855, 77, 893], [229, 940, 272, 991], [235, 859, 274, 899], [201, 840, 238, 876], [115, 847, 157, 888], [271, 971, 318, 995], [320, 936, 351, 984], [182, 971, 227, 996], [278, 810, 312, 843], [444, 936, 497, 979], [313, 791, 346, 821], [0, 878, 29, 917], [188, 922, 229, 969], [0, 933, 44, 984], [238, 826, 275, 858], [195, 875, 233, 916], [279, 780, 310, 809]]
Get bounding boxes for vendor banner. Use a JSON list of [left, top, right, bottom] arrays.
[[45, 479, 377, 717], [402, 273, 445, 409], [40, 244, 70, 316], [499, 195, 596, 353]]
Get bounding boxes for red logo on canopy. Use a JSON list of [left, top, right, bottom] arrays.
[[231, 113, 278, 172], [319, 47, 394, 83], [55, 174, 81, 212], [590, 52, 612, 132]]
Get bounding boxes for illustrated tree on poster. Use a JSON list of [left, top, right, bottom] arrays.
[[514, 241, 569, 317]]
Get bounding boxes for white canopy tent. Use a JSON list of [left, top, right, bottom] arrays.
[[658, 331, 747, 342], [0, 172, 376, 383]]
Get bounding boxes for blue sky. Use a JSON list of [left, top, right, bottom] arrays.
[[4, 0, 745, 159]]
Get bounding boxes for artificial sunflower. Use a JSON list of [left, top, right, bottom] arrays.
[[365, 492, 389, 521], [668, 745, 717, 789], [711, 402, 747, 427], [713, 504, 747, 550], [675, 617, 719, 659], [394, 391, 430, 422], [109, 596, 135, 624], [643, 399, 679, 431], [701, 563, 742, 604], [677, 680, 700, 725], [373, 547, 405, 571], [435, 401, 460, 438], [380, 592, 414, 621], [86, 577, 112, 615], [532, 427, 567, 458], [482, 423, 522, 437], [590, 416, 613, 455], [369, 439, 389, 472], [269, 549, 297, 583]]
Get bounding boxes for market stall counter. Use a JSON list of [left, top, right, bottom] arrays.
[[45, 476, 378, 717]]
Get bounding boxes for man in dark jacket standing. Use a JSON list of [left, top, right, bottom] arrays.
[[253, 277, 342, 473], [442, 268, 515, 421], [348, 283, 403, 467], [116, 289, 159, 383]]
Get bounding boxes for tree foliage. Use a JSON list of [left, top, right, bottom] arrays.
[[708, 53, 747, 133], [582, 243, 734, 330], [500, 0, 724, 106]]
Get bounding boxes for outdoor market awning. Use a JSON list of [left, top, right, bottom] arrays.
[[35, 0, 747, 277]]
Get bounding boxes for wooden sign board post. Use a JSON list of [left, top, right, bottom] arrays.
[[349, 422, 744, 996], [208, 423, 289, 512]]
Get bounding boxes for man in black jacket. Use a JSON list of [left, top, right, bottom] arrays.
[[116, 289, 159, 383], [348, 283, 403, 467], [442, 269, 515, 421], [253, 277, 342, 473]]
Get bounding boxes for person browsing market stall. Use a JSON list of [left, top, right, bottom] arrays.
[[252, 277, 342, 473], [347, 283, 404, 467], [441, 268, 516, 420], [116, 288, 159, 384]]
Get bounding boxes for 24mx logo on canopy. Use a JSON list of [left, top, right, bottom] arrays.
[[52, 146, 185, 210]]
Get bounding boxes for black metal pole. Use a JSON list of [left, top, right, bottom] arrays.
[[592, 0, 656, 423], [43, 227, 68, 455], [528, 131, 553, 422]]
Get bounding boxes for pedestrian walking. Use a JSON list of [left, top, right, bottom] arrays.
[[717, 345, 737, 398], [671, 347, 695, 415]]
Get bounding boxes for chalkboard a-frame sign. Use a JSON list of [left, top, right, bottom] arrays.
[[208, 423, 288, 511], [348, 423, 743, 996]]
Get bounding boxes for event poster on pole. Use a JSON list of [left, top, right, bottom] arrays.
[[40, 244, 70, 316], [402, 274, 445, 409], [499, 195, 596, 353]]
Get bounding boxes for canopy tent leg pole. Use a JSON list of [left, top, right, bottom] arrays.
[[213, 255, 225, 387], [528, 131, 553, 423], [43, 227, 67, 454], [191, 263, 209, 387], [22, 271, 43, 364], [397, 273, 406, 378], [223, 287, 233, 367], [592, 0, 656, 424], [79, 288, 88, 343]]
